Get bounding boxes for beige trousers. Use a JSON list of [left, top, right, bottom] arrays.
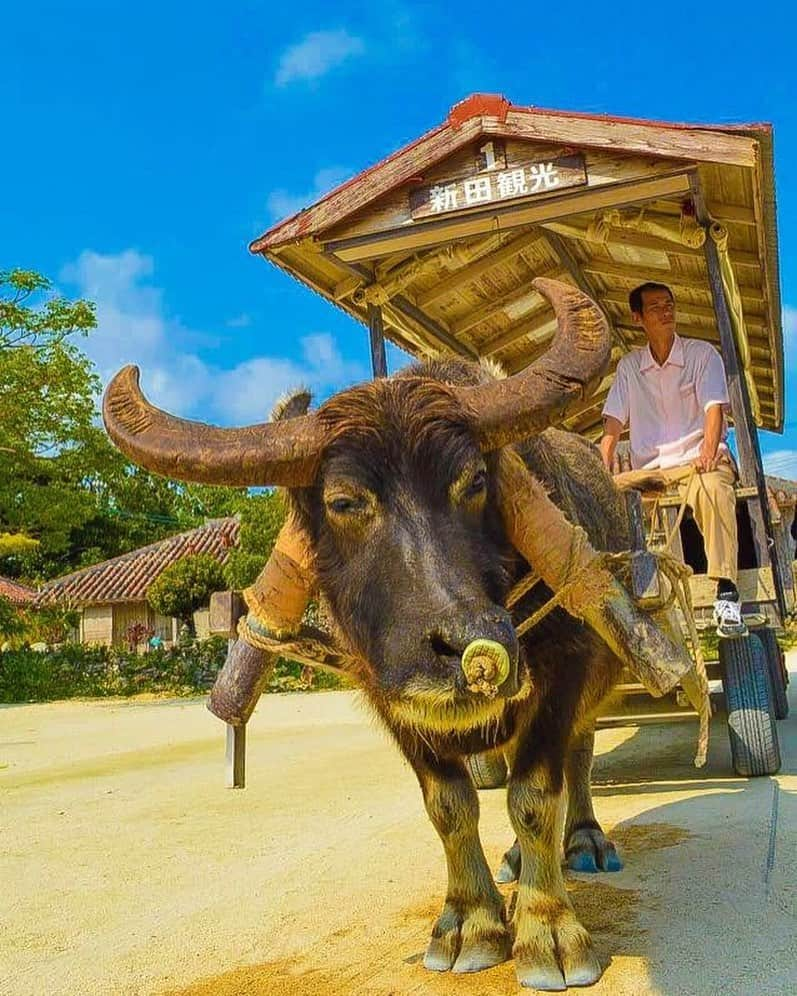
[[656, 458, 739, 583]]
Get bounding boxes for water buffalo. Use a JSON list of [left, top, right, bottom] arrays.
[[103, 279, 631, 990]]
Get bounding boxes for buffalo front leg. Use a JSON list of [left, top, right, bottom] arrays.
[[414, 755, 511, 974], [508, 757, 602, 990], [565, 727, 622, 873]]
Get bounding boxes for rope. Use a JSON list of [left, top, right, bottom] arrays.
[[508, 534, 710, 766], [654, 552, 711, 767], [238, 493, 711, 765], [662, 466, 697, 552], [646, 466, 710, 766]]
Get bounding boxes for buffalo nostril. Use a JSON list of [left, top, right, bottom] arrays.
[[430, 634, 459, 658]]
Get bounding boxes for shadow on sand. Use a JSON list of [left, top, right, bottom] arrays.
[[166, 692, 796, 996]]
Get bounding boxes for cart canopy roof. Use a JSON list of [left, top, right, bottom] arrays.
[[251, 94, 784, 437]]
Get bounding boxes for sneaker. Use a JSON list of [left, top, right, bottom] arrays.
[[713, 598, 748, 638]]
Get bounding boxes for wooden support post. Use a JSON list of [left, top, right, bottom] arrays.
[[690, 177, 788, 621], [225, 723, 246, 789], [367, 304, 388, 378], [771, 505, 796, 613], [662, 507, 686, 564]]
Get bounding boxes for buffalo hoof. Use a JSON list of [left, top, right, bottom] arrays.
[[565, 826, 623, 873], [423, 899, 511, 974], [514, 900, 602, 990], [495, 838, 521, 883]]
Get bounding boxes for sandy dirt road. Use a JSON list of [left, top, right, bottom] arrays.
[[2, 658, 796, 996]]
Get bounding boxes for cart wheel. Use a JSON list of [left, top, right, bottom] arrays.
[[466, 751, 508, 789], [753, 626, 789, 719], [721, 635, 781, 777]]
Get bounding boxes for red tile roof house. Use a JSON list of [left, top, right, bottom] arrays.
[[0, 576, 38, 607], [35, 518, 240, 648]]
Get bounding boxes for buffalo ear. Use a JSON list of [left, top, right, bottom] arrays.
[[271, 388, 312, 422]]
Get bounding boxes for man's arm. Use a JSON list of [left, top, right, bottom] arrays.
[[695, 404, 724, 473], [599, 416, 624, 472], [694, 344, 730, 473]]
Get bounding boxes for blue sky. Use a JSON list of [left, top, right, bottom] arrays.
[[3, 1, 795, 475]]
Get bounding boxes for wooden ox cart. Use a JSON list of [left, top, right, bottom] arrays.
[[233, 93, 790, 779]]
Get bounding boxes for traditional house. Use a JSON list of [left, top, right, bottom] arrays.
[[36, 518, 240, 647]]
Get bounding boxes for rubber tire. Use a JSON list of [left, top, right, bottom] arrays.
[[754, 626, 789, 719], [466, 751, 508, 789], [721, 634, 781, 777]]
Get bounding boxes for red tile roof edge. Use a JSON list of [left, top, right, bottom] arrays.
[[0, 576, 38, 606], [36, 517, 240, 606]]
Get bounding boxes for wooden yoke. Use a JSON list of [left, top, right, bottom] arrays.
[[242, 518, 315, 637], [208, 517, 315, 726], [496, 450, 694, 696]]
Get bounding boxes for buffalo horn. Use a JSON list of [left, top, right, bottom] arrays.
[[102, 365, 322, 487], [455, 277, 610, 450]]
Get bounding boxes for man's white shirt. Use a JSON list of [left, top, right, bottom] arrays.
[[602, 334, 730, 470]]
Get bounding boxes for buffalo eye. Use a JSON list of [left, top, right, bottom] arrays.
[[323, 486, 375, 521], [328, 495, 366, 515], [462, 467, 488, 500]]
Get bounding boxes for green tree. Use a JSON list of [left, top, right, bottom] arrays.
[[67, 444, 245, 570], [0, 269, 102, 575], [0, 269, 95, 350], [0, 268, 243, 579], [0, 533, 39, 558], [147, 553, 226, 627], [222, 490, 287, 590]]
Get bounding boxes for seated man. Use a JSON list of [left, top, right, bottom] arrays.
[[599, 281, 746, 637]]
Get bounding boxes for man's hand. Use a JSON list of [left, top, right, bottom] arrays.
[[694, 404, 725, 473], [693, 441, 720, 474]]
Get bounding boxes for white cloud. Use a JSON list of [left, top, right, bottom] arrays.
[[763, 449, 797, 481], [226, 313, 252, 328], [274, 29, 364, 86], [60, 249, 366, 425], [212, 334, 363, 423], [61, 249, 208, 415], [267, 166, 352, 221]]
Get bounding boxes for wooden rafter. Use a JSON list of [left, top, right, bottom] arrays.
[[415, 230, 547, 308], [542, 219, 760, 268], [373, 232, 500, 282], [482, 309, 559, 357], [450, 266, 563, 336], [703, 203, 756, 226], [581, 257, 764, 294], [540, 230, 624, 350], [390, 295, 477, 358]]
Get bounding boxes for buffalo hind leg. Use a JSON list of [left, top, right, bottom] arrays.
[[413, 753, 511, 974], [508, 748, 601, 989], [565, 727, 622, 873], [495, 726, 622, 885]]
